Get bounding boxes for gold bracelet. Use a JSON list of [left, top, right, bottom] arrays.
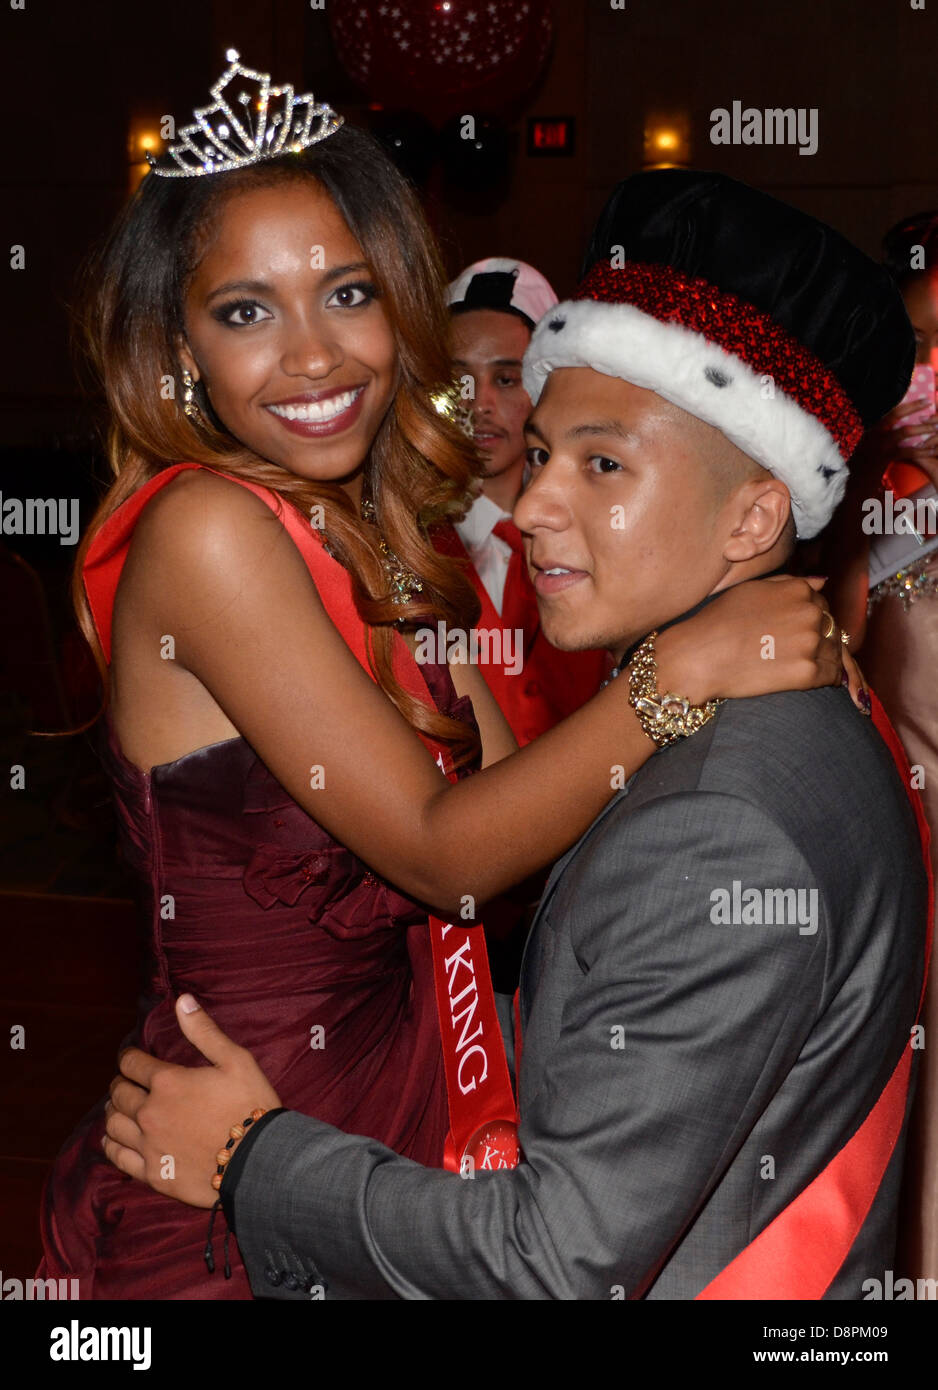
[[628, 631, 724, 748]]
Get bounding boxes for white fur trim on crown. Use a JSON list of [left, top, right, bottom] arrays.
[[522, 298, 849, 539]]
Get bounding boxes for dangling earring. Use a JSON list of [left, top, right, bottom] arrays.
[[181, 368, 200, 420]]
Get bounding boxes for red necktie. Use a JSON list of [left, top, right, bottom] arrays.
[[492, 519, 539, 648]]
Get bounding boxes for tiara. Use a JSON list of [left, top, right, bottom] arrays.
[[146, 48, 344, 178]]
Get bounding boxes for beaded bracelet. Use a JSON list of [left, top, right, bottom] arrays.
[[205, 1108, 269, 1277], [211, 1108, 268, 1192]]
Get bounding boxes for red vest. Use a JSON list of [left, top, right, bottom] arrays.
[[433, 522, 608, 745]]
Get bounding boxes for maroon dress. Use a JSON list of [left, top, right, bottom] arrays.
[[37, 469, 475, 1299]]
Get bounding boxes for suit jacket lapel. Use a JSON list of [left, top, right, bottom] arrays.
[[540, 784, 631, 909], [518, 715, 722, 1010], [518, 781, 634, 1009]]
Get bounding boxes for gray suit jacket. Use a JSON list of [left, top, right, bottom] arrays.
[[231, 686, 927, 1299]]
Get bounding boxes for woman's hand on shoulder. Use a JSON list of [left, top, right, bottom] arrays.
[[655, 574, 867, 710]]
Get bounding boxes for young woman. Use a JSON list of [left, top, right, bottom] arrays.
[[825, 213, 938, 1284], [37, 62, 850, 1300]]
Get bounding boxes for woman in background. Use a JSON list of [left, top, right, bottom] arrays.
[[826, 212, 938, 1283]]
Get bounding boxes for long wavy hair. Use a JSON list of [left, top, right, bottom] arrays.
[[71, 123, 483, 767]]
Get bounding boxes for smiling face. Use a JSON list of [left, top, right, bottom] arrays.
[[177, 180, 399, 497], [514, 366, 793, 659], [450, 309, 533, 492]]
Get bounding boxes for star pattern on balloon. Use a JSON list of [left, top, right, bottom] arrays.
[[330, 0, 552, 119]]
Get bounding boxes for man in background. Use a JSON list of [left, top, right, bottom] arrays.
[[440, 260, 610, 980], [441, 257, 608, 749]]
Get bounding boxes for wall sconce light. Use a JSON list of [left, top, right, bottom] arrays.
[[643, 111, 692, 169], [128, 118, 163, 195]]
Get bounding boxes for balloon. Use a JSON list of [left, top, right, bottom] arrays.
[[330, 0, 553, 125], [367, 109, 438, 187], [439, 112, 511, 208]]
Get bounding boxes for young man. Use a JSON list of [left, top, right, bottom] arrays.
[[106, 172, 930, 1299], [439, 257, 607, 747]]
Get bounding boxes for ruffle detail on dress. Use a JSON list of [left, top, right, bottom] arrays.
[[242, 844, 346, 909]]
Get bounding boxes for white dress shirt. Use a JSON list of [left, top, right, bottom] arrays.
[[454, 492, 514, 617]]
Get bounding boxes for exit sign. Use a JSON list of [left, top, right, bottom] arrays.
[[527, 116, 576, 157]]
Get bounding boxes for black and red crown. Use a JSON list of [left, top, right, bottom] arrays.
[[523, 170, 915, 538]]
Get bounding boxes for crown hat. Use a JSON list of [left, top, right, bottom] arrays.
[[145, 48, 344, 179], [522, 170, 915, 539]]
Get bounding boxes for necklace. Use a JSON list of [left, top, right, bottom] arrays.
[[359, 495, 425, 614]]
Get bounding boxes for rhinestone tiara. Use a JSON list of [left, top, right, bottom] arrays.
[[146, 47, 344, 179]]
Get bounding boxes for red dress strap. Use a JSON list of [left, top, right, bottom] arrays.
[[82, 462, 428, 709], [83, 463, 376, 674], [84, 464, 196, 665]]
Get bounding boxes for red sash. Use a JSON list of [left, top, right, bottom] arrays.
[[83, 463, 520, 1175], [696, 690, 933, 1299]]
